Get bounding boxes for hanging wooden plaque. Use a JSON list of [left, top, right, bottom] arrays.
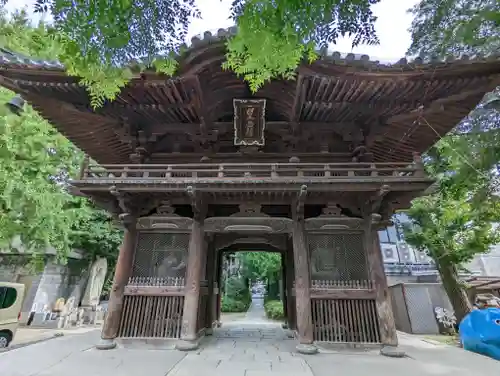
[[233, 99, 266, 146]]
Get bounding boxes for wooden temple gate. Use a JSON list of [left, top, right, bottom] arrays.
[[96, 195, 402, 351], [0, 27, 498, 354]]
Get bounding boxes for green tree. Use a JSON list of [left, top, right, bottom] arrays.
[[0, 85, 82, 260], [402, 139, 500, 322], [405, 0, 500, 321], [238, 252, 281, 281], [0, 83, 122, 270], [237, 252, 282, 299], [0, 8, 122, 273], [70, 203, 123, 296], [0, 1, 380, 105], [408, 0, 499, 59]]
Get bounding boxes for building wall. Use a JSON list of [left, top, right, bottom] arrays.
[[464, 245, 500, 277], [381, 214, 500, 284], [379, 213, 438, 285], [0, 258, 88, 323]]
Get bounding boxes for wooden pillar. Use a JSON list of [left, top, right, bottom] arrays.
[[292, 218, 317, 354], [286, 246, 296, 330], [366, 217, 404, 357], [177, 218, 204, 351], [281, 252, 288, 328], [196, 236, 208, 334], [215, 248, 223, 324], [97, 215, 137, 350], [204, 239, 215, 334]]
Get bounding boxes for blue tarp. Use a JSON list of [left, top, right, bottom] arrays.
[[459, 308, 500, 360]]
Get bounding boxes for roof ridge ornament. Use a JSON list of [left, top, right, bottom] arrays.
[[155, 201, 176, 216], [320, 202, 343, 217], [231, 203, 267, 218]]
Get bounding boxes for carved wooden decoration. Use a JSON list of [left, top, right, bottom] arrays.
[[137, 201, 193, 230], [214, 234, 287, 252], [204, 203, 293, 233], [233, 99, 266, 146], [305, 202, 363, 231]]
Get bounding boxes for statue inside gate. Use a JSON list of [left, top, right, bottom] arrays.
[[156, 251, 186, 278]]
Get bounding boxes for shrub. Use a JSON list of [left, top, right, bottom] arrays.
[[226, 276, 251, 301], [264, 300, 285, 320], [221, 296, 249, 313], [221, 276, 252, 313]]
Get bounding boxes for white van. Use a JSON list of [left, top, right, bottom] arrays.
[[0, 282, 25, 348]]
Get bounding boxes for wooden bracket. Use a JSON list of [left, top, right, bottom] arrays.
[[365, 184, 390, 214], [295, 184, 308, 220], [78, 155, 90, 180], [109, 186, 139, 227], [109, 185, 130, 213], [118, 213, 137, 228], [186, 185, 203, 220]]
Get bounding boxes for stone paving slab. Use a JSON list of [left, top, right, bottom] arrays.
[[0, 330, 186, 376], [247, 371, 313, 376], [2, 298, 500, 376], [300, 341, 500, 376]]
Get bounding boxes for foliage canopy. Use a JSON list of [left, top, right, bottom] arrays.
[[0, 83, 122, 267], [0, 7, 122, 270], [237, 251, 281, 282], [408, 0, 499, 59], [0, 0, 380, 105]]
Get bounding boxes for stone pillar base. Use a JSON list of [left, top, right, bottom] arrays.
[[176, 339, 200, 351], [205, 328, 213, 336], [380, 346, 406, 358], [95, 338, 116, 350], [285, 329, 295, 339], [296, 343, 318, 355]]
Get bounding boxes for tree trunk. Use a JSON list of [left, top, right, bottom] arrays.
[[437, 259, 473, 324]]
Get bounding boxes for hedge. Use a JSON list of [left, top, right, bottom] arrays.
[[264, 300, 285, 320], [221, 296, 249, 312], [221, 276, 252, 313]]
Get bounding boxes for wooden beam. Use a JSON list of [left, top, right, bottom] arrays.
[[388, 87, 489, 125], [191, 76, 211, 143], [290, 74, 305, 135], [146, 121, 360, 136], [308, 289, 377, 300], [97, 101, 196, 112], [124, 285, 185, 296]]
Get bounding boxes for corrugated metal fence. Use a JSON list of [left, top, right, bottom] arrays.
[[389, 283, 453, 334]]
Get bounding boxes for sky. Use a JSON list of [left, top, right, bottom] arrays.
[[5, 0, 420, 63]]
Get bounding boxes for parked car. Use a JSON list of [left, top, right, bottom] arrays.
[[0, 282, 26, 348]]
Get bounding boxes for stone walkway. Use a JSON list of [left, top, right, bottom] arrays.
[[174, 297, 308, 376], [2, 298, 500, 375], [9, 326, 98, 348]]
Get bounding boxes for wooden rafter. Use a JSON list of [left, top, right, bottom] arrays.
[[0, 50, 498, 164]]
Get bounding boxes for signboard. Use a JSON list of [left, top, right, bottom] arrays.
[[233, 99, 266, 146]]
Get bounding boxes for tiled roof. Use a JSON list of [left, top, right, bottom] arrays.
[[0, 26, 498, 72]]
